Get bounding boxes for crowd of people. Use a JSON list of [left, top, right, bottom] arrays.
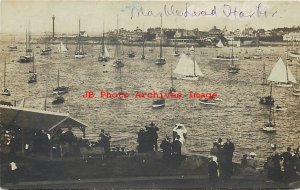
[[263, 144, 300, 181], [137, 122, 159, 152], [208, 138, 235, 182], [96, 129, 111, 154], [208, 139, 300, 183], [4, 123, 300, 185]]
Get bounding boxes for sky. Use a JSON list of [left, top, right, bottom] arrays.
[[0, 0, 300, 34]]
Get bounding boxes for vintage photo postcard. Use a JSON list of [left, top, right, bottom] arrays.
[[0, 0, 300, 189]]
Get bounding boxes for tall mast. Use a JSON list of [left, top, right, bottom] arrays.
[[120, 67, 122, 92], [57, 69, 60, 88], [286, 60, 289, 84], [142, 24, 145, 58], [78, 19, 81, 52], [116, 15, 120, 59], [296, 62, 298, 84], [102, 22, 105, 56], [193, 49, 196, 76], [231, 39, 234, 66], [66, 38, 68, 49], [3, 57, 6, 89], [28, 20, 31, 50], [32, 52, 35, 72], [25, 28, 28, 53], [268, 84, 273, 124], [159, 14, 163, 59], [171, 64, 174, 89], [174, 36, 177, 53], [262, 62, 267, 85]]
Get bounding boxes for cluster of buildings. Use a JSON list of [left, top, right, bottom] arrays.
[[43, 25, 300, 45], [102, 26, 300, 44]]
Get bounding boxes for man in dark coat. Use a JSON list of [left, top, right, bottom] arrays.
[[146, 122, 159, 151], [160, 135, 172, 160], [172, 135, 181, 157], [208, 157, 218, 182], [280, 147, 293, 180]]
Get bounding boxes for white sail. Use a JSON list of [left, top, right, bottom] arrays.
[[216, 40, 224, 48], [236, 40, 241, 48], [190, 46, 195, 52], [58, 42, 68, 53], [104, 45, 110, 58], [267, 57, 297, 83], [174, 53, 204, 77]]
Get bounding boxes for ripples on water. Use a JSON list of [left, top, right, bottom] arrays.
[[0, 42, 299, 164]]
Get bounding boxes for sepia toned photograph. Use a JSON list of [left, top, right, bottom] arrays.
[[0, 0, 300, 189]]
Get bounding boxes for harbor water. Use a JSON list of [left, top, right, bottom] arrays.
[[0, 40, 299, 165]]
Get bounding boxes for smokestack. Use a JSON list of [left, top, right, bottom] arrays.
[[52, 15, 55, 38]]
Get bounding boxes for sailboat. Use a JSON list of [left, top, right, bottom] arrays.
[[8, 36, 17, 51], [141, 26, 145, 59], [52, 94, 65, 105], [113, 16, 124, 68], [169, 64, 176, 93], [75, 19, 86, 58], [152, 98, 165, 108], [154, 15, 166, 65], [41, 37, 52, 55], [292, 61, 300, 96], [1, 57, 10, 96], [53, 69, 69, 95], [174, 52, 204, 81], [26, 23, 32, 53], [261, 57, 297, 132], [98, 23, 110, 62], [228, 41, 240, 73], [236, 40, 241, 48], [118, 65, 127, 97], [19, 27, 34, 63], [57, 41, 68, 53], [216, 39, 224, 48], [65, 38, 69, 50], [127, 41, 135, 58], [268, 57, 296, 88], [259, 61, 274, 105], [28, 53, 37, 83], [172, 38, 179, 56], [262, 91, 276, 133], [212, 44, 238, 61]]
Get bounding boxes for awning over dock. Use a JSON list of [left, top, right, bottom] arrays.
[[0, 105, 87, 133]]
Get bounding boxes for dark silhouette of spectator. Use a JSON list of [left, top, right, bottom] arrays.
[[293, 147, 300, 174], [99, 129, 111, 154], [281, 147, 293, 180], [217, 138, 223, 149], [241, 154, 248, 169], [222, 138, 235, 180], [210, 142, 219, 157], [224, 138, 235, 162], [160, 135, 172, 160], [137, 128, 146, 153], [271, 153, 282, 181], [172, 135, 182, 157], [265, 156, 273, 180], [146, 122, 159, 151], [208, 157, 218, 182], [62, 127, 75, 144]]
